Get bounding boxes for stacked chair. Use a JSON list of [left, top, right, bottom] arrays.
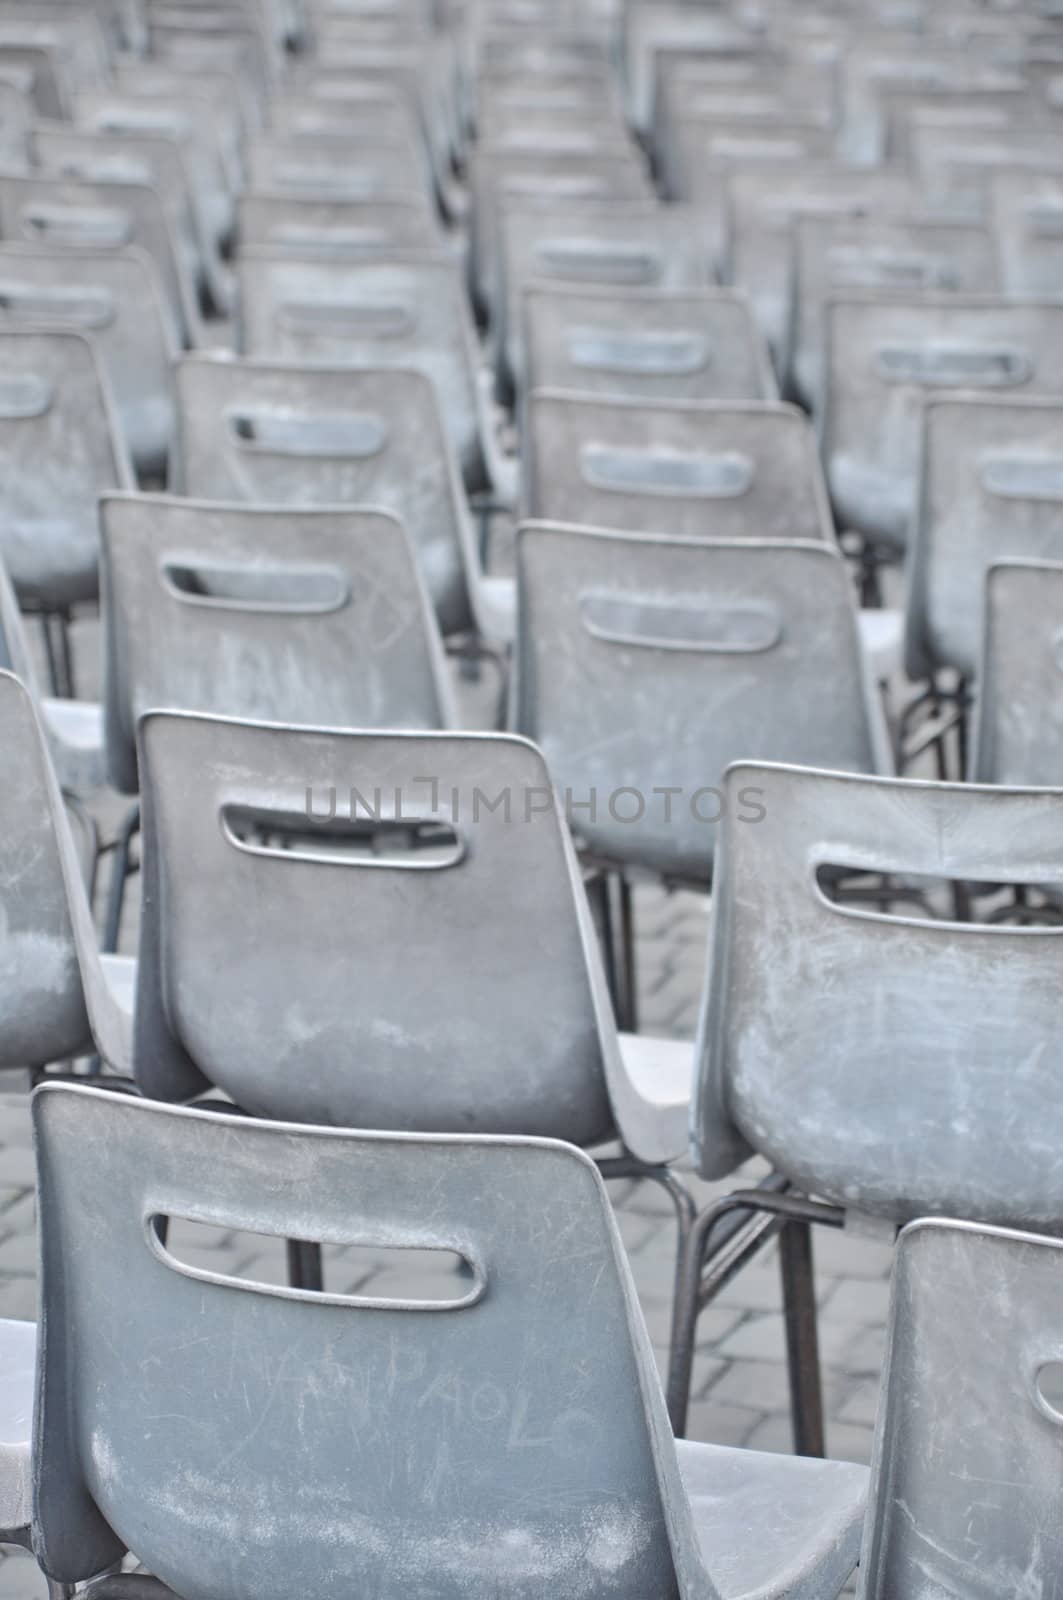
[[5, 0, 1063, 1594]]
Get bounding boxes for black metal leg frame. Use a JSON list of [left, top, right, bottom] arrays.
[[666, 1184, 846, 1457]]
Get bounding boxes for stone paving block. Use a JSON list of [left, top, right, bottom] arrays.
[[0, 1230, 37, 1277], [710, 1357, 796, 1414], [839, 1324, 888, 1378], [837, 1378, 881, 1429], [0, 1554, 47, 1600], [743, 1412, 797, 1455], [821, 1276, 892, 1327], [0, 1147, 35, 1189], [827, 1420, 876, 1466], [814, 1229, 894, 1280], [685, 1398, 764, 1449], [0, 1275, 37, 1319]]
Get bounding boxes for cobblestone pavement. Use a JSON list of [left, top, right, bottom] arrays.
[[0, 614, 894, 1596]]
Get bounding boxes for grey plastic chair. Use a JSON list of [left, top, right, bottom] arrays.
[[100, 494, 455, 794], [174, 355, 487, 640], [515, 525, 885, 882], [18, 1080, 868, 1599], [0, 242, 178, 481], [912, 127, 1063, 222], [970, 560, 1063, 787], [521, 286, 777, 405], [0, 327, 133, 612], [668, 759, 1063, 1441], [236, 248, 486, 490], [906, 394, 1063, 684], [498, 202, 711, 394], [245, 133, 431, 204], [792, 216, 1001, 416], [858, 1218, 1063, 1598], [236, 191, 439, 255], [823, 296, 1063, 554], [991, 168, 1063, 297], [0, 669, 132, 1077], [0, 171, 200, 348]]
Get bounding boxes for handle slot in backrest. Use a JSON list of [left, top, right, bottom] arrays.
[[0, 372, 52, 419], [814, 861, 1063, 927], [579, 591, 782, 652], [161, 558, 349, 613], [980, 454, 1063, 502], [50, 152, 152, 187], [276, 298, 415, 337], [227, 408, 387, 458], [711, 135, 809, 161], [1034, 1360, 1063, 1423], [0, 279, 114, 328], [20, 201, 133, 247], [148, 1213, 484, 1310], [874, 342, 1031, 387], [501, 175, 614, 200], [565, 325, 710, 375], [536, 237, 659, 284], [221, 803, 466, 870], [580, 442, 754, 498], [826, 246, 959, 290], [1023, 199, 1063, 238]]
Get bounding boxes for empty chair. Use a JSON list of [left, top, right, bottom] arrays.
[[858, 1219, 1063, 1598], [19, 1080, 868, 1599], [498, 202, 710, 392], [970, 560, 1063, 786], [522, 285, 777, 404], [236, 249, 487, 490], [912, 126, 1063, 222], [992, 168, 1063, 296], [792, 216, 1000, 416], [906, 395, 1063, 684], [236, 191, 439, 255], [0, 242, 178, 480], [0, 327, 133, 613], [524, 393, 832, 540], [101, 495, 454, 795], [174, 356, 484, 639], [0, 670, 132, 1077], [668, 760, 1063, 1434], [246, 133, 431, 204], [823, 297, 1063, 554]]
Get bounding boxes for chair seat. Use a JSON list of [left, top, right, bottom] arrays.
[[42, 697, 106, 792], [677, 1437, 868, 1600], [0, 1317, 35, 1539], [478, 573, 517, 643], [100, 954, 136, 1067], [616, 1031, 693, 1165], [857, 608, 904, 684]]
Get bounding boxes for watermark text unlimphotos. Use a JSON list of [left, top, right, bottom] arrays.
[[304, 778, 767, 827]]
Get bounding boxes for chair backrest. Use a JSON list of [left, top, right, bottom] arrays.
[[912, 127, 1063, 220], [0, 326, 131, 607], [522, 285, 776, 404], [32, 1082, 710, 1598], [236, 191, 439, 255], [100, 494, 453, 795], [524, 393, 832, 541], [0, 171, 197, 345], [515, 526, 876, 880], [236, 248, 482, 487], [174, 355, 474, 636], [907, 394, 1063, 680], [246, 133, 430, 201], [0, 241, 177, 478], [823, 296, 1063, 551], [134, 716, 619, 1141], [0, 670, 89, 1068], [792, 216, 1000, 415], [693, 760, 1063, 1225], [971, 560, 1063, 786], [858, 1219, 1063, 1598], [498, 202, 709, 390], [991, 168, 1063, 296]]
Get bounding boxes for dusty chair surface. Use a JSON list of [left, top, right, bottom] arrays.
[[0, 241, 178, 478], [174, 355, 476, 637], [694, 761, 1063, 1230], [991, 168, 1063, 296], [522, 285, 777, 404], [823, 295, 1063, 552], [859, 1219, 1063, 1598], [515, 526, 879, 881], [524, 393, 832, 541], [236, 248, 484, 487], [235, 191, 440, 255], [906, 394, 1063, 682], [245, 133, 431, 203], [971, 559, 1063, 785], [101, 495, 454, 795], [0, 327, 132, 607], [29, 1082, 867, 1600]]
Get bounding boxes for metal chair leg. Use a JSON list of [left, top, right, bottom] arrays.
[[618, 874, 638, 1033], [779, 1219, 826, 1458], [102, 803, 141, 954], [286, 1239, 324, 1292]]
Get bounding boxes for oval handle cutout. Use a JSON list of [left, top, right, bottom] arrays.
[[162, 559, 349, 614], [536, 239, 660, 285], [227, 409, 387, 458], [221, 803, 467, 871], [565, 326, 710, 376], [875, 342, 1031, 388], [51, 152, 152, 187], [148, 1214, 485, 1311], [276, 298, 415, 338], [0, 373, 52, 420], [0, 280, 115, 329], [20, 202, 133, 247], [1034, 1360, 1063, 1424], [580, 443, 754, 499], [814, 862, 1063, 927], [827, 247, 958, 291], [579, 592, 781, 653], [980, 454, 1063, 502]]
